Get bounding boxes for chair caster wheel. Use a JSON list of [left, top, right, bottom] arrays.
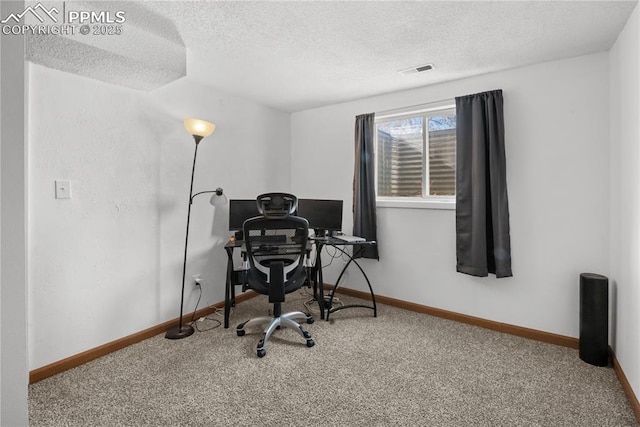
[[306, 316, 314, 324], [306, 339, 315, 348], [236, 329, 245, 337], [257, 349, 266, 358]]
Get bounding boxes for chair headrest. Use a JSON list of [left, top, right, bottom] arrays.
[[256, 193, 297, 219]]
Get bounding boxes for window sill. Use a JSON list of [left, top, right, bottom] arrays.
[[376, 198, 455, 210]]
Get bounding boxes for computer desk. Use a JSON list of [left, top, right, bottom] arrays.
[[223, 237, 377, 328], [310, 236, 377, 321]]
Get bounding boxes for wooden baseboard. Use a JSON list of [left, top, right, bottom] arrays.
[[330, 286, 579, 348], [29, 291, 257, 384], [611, 349, 640, 422]]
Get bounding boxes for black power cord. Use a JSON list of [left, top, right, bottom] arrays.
[[188, 281, 222, 332]]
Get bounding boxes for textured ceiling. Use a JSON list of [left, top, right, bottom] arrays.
[[141, 0, 638, 112], [26, 1, 186, 91], [27, 1, 639, 112]]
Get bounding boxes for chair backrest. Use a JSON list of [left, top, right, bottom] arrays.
[[243, 209, 309, 302], [255, 193, 298, 219]]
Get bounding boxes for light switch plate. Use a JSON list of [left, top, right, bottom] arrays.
[[55, 180, 71, 199]]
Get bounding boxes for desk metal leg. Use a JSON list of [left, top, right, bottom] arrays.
[[326, 245, 377, 321], [315, 243, 326, 320], [224, 246, 234, 328]]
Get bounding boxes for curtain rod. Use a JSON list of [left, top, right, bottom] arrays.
[[374, 98, 456, 120]]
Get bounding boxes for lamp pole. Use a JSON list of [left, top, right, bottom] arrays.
[[166, 119, 216, 340]]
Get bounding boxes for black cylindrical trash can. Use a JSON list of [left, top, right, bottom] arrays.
[[579, 273, 608, 366]]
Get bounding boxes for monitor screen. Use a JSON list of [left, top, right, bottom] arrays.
[[297, 199, 343, 232], [228, 199, 260, 230]]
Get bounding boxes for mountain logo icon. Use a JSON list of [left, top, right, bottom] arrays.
[[1, 3, 59, 24]]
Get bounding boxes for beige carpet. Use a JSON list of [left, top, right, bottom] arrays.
[[29, 291, 637, 426]]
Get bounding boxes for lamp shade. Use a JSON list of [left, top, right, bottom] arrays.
[[184, 118, 215, 138], [209, 187, 228, 207]]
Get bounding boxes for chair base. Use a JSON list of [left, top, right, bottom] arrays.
[[237, 311, 315, 357]]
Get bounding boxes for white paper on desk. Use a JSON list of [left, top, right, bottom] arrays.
[[334, 235, 366, 242]]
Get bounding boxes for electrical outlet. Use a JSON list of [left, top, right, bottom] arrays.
[[192, 274, 201, 286]]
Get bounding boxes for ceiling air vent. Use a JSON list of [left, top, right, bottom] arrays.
[[399, 63, 434, 76]]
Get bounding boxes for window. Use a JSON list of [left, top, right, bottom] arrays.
[[375, 104, 456, 207]]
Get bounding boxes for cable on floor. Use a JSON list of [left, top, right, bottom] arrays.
[[188, 284, 222, 332], [193, 316, 221, 332], [303, 293, 343, 314]]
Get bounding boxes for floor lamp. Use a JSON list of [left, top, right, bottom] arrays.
[[166, 118, 227, 340]]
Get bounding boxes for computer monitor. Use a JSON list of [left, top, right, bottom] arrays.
[[228, 199, 260, 231], [297, 199, 343, 234]]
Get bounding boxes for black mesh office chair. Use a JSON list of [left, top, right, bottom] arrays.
[[236, 193, 315, 358]]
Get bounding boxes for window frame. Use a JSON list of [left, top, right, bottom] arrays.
[[374, 101, 457, 210]]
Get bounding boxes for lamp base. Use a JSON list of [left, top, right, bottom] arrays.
[[165, 324, 195, 340]]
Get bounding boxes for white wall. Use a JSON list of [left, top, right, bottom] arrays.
[[0, 0, 29, 423], [292, 52, 611, 338], [610, 2, 640, 402], [28, 65, 291, 370]]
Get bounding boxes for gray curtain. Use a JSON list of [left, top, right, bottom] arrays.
[[455, 90, 512, 278], [353, 113, 379, 260]]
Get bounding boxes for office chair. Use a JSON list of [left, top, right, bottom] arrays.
[[236, 193, 315, 358]]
